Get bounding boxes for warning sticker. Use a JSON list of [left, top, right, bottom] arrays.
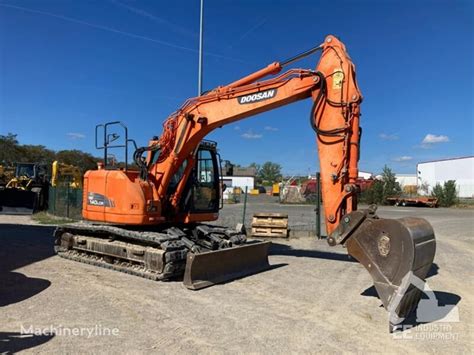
[[332, 69, 344, 89]]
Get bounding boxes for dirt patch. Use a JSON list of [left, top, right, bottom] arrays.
[[0, 205, 472, 352]]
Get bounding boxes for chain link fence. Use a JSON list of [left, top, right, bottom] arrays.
[[48, 185, 83, 219]]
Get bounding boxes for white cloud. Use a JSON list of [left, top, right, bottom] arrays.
[[393, 156, 413, 162], [234, 126, 241, 131], [264, 126, 278, 131], [379, 133, 399, 141], [422, 134, 450, 144], [67, 132, 85, 139], [241, 130, 262, 139]]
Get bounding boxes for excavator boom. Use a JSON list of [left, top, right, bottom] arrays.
[[54, 35, 436, 330]]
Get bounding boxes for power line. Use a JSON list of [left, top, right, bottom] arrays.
[[0, 3, 245, 63]]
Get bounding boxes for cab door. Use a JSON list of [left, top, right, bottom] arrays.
[[191, 148, 220, 213]]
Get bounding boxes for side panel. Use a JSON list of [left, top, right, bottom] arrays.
[[82, 170, 106, 221], [83, 170, 163, 224]]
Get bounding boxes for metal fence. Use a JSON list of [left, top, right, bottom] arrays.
[[48, 185, 83, 219]]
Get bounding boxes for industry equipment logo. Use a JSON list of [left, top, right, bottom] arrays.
[[237, 89, 277, 104], [389, 271, 460, 337]]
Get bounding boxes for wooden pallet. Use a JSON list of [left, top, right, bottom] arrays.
[[251, 213, 288, 238]]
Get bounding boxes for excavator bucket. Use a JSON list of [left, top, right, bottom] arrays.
[[346, 217, 436, 326], [0, 189, 37, 215], [183, 241, 271, 290]]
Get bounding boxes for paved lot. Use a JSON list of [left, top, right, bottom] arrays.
[[0, 202, 472, 353]]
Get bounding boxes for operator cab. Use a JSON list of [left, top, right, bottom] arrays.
[[95, 121, 223, 219], [170, 140, 222, 214], [16, 163, 35, 179], [15, 163, 49, 183], [190, 141, 221, 213]]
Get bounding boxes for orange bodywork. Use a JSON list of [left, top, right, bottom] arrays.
[[84, 169, 162, 224], [83, 35, 362, 235]]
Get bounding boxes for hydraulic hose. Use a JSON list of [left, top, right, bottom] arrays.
[[309, 72, 348, 137]]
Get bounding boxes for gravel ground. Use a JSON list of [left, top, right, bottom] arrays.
[[0, 201, 472, 353]]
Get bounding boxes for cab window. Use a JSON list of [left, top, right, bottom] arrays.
[[193, 149, 218, 211], [167, 160, 188, 195]]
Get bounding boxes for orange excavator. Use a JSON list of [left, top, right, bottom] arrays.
[[54, 35, 436, 328]]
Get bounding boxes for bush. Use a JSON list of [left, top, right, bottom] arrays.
[[432, 180, 458, 207], [362, 179, 384, 204], [360, 166, 401, 205], [431, 183, 444, 203]]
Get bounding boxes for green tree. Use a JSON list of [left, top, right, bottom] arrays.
[[431, 183, 444, 204], [363, 179, 384, 204], [0, 133, 101, 175], [443, 180, 458, 206], [56, 150, 99, 172], [249, 162, 261, 175], [381, 165, 401, 199], [21, 145, 56, 164], [249, 162, 262, 184], [360, 166, 401, 205], [258, 161, 282, 184], [0, 133, 22, 163], [0, 134, 57, 164], [432, 180, 458, 207]]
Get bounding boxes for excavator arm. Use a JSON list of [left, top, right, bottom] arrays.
[[142, 35, 435, 328], [145, 36, 360, 237]]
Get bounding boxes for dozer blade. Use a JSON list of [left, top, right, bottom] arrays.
[[0, 189, 36, 215], [183, 241, 271, 290], [346, 217, 436, 325]]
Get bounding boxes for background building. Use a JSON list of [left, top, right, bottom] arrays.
[[417, 156, 474, 198], [395, 174, 417, 187], [358, 171, 374, 179], [221, 165, 256, 200], [221, 176, 254, 193]]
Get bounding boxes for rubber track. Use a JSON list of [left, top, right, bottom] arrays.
[[54, 222, 243, 281], [57, 250, 165, 280], [54, 223, 175, 248]]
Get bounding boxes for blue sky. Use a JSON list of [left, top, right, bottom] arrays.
[[0, 0, 472, 175]]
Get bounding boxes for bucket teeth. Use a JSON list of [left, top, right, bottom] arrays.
[[347, 217, 436, 322]]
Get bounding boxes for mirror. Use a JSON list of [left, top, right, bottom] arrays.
[[106, 133, 120, 145]]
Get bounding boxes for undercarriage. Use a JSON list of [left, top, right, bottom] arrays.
[[54, 223, 270, 289]]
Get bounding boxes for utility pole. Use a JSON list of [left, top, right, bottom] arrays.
[[198, 0, 204, 96]]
